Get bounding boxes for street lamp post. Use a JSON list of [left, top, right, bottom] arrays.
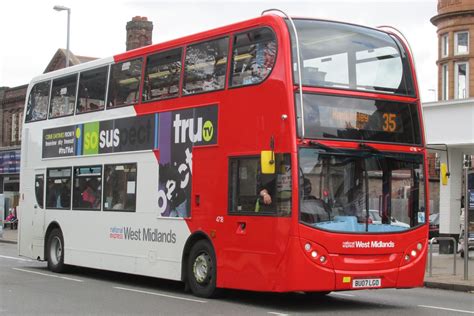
[[53, 5, 71, 68]]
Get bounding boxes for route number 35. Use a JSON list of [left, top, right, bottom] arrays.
[[382, 113, 397, 132]]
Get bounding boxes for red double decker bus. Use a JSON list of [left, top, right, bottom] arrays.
[[19, 11, 428, 298]]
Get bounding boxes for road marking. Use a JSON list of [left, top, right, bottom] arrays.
[[330, 292, 355, 297], [268, 312, 289, 316], [13, 268, 83, 282], [114, 286, 207, 303], [418, 305, 474, 314], [0, 254, 34, 262]]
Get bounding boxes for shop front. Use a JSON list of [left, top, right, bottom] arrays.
[[0, 149, 20, 232]]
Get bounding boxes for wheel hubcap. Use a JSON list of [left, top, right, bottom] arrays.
[[193, 253, 210, 284], [50, 236, 62, 265]]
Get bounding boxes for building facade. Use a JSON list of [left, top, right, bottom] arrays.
[[424, 0, 474, 251], [432, 0, 474, 101]]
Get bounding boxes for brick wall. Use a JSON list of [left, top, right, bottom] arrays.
[[0, 85, 27, 147], [126, 16, 153, 51]]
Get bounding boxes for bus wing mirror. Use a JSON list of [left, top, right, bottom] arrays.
[[261, 150, 275, 174], [441, 163, 448, 185]]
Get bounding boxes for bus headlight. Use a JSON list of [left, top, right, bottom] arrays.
[[300, 239, 333, 268], [400, 239, 426, 267]]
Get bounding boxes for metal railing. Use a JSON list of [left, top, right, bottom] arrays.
[[427, 237, 457, 277]]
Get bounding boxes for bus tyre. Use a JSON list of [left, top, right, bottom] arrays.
[[187, 240, 219, 298], [47, 228, 66, 273]]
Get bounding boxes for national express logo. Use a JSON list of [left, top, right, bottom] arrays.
[[109, 227, 177, 243]]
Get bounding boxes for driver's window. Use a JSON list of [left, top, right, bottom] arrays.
[[228, 154, 291, 216], [35, 174, 44, 209]]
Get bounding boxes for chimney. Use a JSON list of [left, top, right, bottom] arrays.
[[126, 16, 153, 51]]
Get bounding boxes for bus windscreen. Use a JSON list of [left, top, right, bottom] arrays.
[[299, 148, 426, 233], [289, 19, 415, 96]]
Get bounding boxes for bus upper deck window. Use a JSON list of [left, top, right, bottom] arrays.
[[183, 37, 229, 95], [107, 58, 143, 108], [143, 48, 182, 102], [230, 28, 277, 88], [25, 81, 50, 122], [76, 66, 108, 114], [49, 74, 78, 119]]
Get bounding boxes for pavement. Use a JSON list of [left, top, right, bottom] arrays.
[[1, 227, 473, 293]]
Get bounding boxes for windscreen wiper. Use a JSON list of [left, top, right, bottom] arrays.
[[359, 142, 380, 153], [308, 140, 342, 153], [359, 143, 422, 164]]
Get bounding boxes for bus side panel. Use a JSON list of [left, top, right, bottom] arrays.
[[56, 212, 190, 281]]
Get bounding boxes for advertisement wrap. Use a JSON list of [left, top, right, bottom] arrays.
[[42, 105, 218, 219]]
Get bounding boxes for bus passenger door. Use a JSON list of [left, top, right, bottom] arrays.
[[31, 171, 46, 256]]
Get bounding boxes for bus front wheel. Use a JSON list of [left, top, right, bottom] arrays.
[[47, 228, 66, 273], [187, 240, 219, 298]]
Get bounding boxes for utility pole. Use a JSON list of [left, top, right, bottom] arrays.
[[463, 154, 472, 280]]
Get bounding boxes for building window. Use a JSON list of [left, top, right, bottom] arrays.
[[455, 31, 469, 55], [441, 33, 448, 57], [18, 111, 22, 141], [441, 63, 449, 100], [46, 168, 72, 209], [103, 163, 137, 212], [455, 62, 469, 99], [72, 166, 102, 210], [11, 113, 17, 143], [183, 37, 229, 95], [9, 111, 23, 143]]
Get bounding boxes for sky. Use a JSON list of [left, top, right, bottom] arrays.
[[0, 0, 438, 101]]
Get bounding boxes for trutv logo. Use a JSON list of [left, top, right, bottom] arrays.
[[173, 114, 214, 144]]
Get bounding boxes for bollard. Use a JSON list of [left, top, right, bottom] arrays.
[[428, 237, 457, 277]]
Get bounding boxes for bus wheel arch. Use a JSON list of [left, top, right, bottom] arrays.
[[44, 223, 67, 273], [182, 232, 219, 298]]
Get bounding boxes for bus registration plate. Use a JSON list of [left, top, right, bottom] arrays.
[[352, 278, 381, 288]]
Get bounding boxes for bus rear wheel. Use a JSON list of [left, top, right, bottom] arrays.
[[187, 240, 219, 298], [47, 228, 66, 273]]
